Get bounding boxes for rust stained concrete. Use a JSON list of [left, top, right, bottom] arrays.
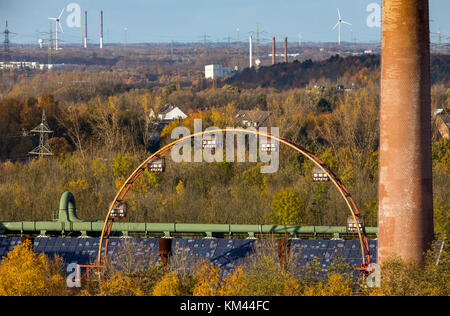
[[378, 0, 434, 265]]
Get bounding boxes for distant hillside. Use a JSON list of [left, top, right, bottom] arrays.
[[226, 54, 450, 89]]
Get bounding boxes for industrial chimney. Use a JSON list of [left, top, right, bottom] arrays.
[[249, 36, 253, 68], [272, 37, 276, 65], [100, 10, 103, 49], [284, 37, 288, 63], [84, 11, 87, 49], [378, 0, 434, 265]]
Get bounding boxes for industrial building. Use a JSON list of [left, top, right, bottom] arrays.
[[204, 64, 233, 79], [0, 61, 53, 70]]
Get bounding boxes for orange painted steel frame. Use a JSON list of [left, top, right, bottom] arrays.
[[95, 128, 372, 275]]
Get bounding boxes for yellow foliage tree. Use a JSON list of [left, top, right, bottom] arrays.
[[152, 272, 185, 296], [193, 260, 222, 296], [176, 180, 185, 197], [111, 153, 135, 179], [0, 240, 67, 296], [96, 272, 144, 296], [281, 277, 303, 296], [160, 119, 184, 139], [67, 177, 89, 192], [304, 273, 353, 296], [210, 103, 236, 128], [217, 267, 247, 296], [374, 251, 450, 296], [268, 187, 306, 225]]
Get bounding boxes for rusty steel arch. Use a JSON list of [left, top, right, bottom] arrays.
[[97, 128, 372, 275]]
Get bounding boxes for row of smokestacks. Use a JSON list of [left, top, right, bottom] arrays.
[[83, 10, 103, 49], [249, 36, 288, 69], [272, 37, 288, 64]]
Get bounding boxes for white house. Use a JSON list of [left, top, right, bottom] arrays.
[[235, 110, 272, 128], [155, 104, 187, 122]]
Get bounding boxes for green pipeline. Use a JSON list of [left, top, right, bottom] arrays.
[[0, 191, 378, 238], [0, 221, 378, 237]]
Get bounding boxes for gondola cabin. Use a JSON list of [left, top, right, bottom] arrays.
[[347, 216, 365, 232], [202, 135, 217, 150], [312, 166, 329, 182], [148, 158, 165, 172], [260, 141, 278, 152], [110, 202, 128, 218]]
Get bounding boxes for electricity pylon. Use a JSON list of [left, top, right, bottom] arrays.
[[29, 110, 53, 157]]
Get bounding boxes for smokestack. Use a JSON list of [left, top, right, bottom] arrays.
[[284, 37, 288, 63], [100, 10, 103, 49], [378, 0, 433, 265], [272, 37, 276, 65], [84, 11, 87, 49], [249, 36, 253, 68]]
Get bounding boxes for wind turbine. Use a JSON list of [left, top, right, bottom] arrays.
[[332, 8, 351, 47], [48, 8, 64, 50]]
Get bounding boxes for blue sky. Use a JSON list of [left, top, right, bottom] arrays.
[[1, 0, 449, 45]]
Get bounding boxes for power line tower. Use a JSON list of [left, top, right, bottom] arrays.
[[253, 24, 261, 59], [3, 20, 10, 62], [350, 28, 357, 50], [198, 33, 211, 55], [250, 24, 267, 60], [224, 33, 233, 56], [202, 33, 211, 46], [29, 110, 53, 157]]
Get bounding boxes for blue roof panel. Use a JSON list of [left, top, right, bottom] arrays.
[[0, 236, 379, 278]]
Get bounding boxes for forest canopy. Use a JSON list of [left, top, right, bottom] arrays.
[[0, 53, 448, 236], [227, 54, 450, 89]]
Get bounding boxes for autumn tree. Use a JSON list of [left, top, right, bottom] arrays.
[[0, 240, 67, 296], [303, 273, 353, 296], [268, 187, 306, 225]]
